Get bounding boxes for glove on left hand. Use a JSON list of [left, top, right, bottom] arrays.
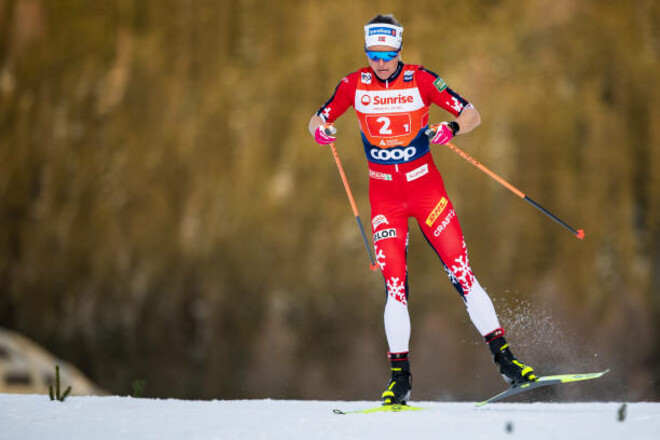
[[429, 122, 456, 145]]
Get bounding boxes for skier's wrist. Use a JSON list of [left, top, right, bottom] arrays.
[[447, 121, 460, 136]]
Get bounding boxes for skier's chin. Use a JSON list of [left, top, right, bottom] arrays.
[[375, 70, 393, 80]]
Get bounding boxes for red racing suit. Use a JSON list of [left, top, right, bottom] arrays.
[[316, 62, 500, 351]]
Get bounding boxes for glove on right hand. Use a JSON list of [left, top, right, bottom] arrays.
[[314, 124, 337, 145]]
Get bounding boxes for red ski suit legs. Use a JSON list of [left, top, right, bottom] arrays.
[[370, 153, 470, 297], [369, 153, 500, 353]]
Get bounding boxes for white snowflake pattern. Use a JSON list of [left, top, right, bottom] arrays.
[[375, 245, 386, 271], [450, 243, 474, 293], [386, 277, 407, 305]]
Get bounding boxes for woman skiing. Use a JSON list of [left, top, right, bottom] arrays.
[[308, 14, 536, 405]]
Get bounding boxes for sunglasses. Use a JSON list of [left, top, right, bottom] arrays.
[[365, 49, 400, 62]]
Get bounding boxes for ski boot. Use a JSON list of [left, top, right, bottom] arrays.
[[486, 329, 537, 385], [382, 352, 412, 405]]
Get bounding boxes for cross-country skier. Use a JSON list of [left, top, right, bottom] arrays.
[[308, 14, 537, 405]]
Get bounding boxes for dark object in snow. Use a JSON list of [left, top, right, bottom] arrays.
[[48, 364, 72, 402], [618, 403, 627, 422]]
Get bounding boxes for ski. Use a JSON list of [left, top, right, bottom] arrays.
[[333, 404, 425, 415], [475, 369, 610, 407]]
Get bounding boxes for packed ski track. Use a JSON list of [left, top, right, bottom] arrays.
[[2, 394, 659, 440]]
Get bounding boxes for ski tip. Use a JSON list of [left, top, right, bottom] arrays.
[[585, 368, 610, 378], [333, 409, 347, 415]]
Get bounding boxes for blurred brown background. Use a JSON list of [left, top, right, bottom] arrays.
[[1, 0, 658, 401]]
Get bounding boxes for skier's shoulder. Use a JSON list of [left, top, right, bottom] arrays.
[[328, 70, 362, 95], [347, 66, 376, 86], [412, 66, 451, 94], [412, 65, 442, 83], [341, 68, 366, 84], [402, 63, 423, 72]]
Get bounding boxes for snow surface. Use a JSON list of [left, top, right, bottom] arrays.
[[1, 394, 659, 440]]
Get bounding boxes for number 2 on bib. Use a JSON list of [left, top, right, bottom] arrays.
[[377, 116, 392, 134], [367, 114, 412, 138]]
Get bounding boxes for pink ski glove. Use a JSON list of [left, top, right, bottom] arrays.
[[429, 122, 458, 145], [314, 124, 337, 145]]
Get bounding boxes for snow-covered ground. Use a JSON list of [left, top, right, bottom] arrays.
[[1, 394, 658, 440]]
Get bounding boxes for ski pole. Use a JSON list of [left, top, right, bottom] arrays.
[[324, 127, 379, 271], [426, 126, 585, 240]]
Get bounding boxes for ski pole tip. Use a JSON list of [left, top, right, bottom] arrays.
[[576, 229, 585, 240], [369, 263, 379, 272]]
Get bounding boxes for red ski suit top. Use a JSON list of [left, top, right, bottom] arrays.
[[316, 62, 477, 304]]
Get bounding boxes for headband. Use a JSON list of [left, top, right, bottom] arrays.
[[364, 23, 403, 49]]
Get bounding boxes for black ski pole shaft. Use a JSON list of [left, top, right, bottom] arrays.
[[425, 126, 585, 240]]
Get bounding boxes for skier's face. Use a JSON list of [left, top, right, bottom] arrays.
[[366, 45, 400, 80]]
